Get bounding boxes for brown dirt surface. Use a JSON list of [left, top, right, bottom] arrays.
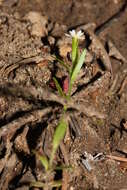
[[0, 0, 127, 190]]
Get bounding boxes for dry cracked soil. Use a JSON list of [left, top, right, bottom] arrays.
[[0, 0, 127, 190]]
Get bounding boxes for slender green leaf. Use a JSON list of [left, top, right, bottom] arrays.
[[39, 155, 49, 171], [55, 165, 73, 171], [30, 181, 45, 188], [30, 180, 62, 188], [72, 37, 78, 64], [53, 77, 65, 97], [32, 150, 49, 171], [52, 55, 70, 72], [53, 119, 68, 151], [71, 48, 86, 84], [51, 180, 62, 187], [50, 119, 68, 166]]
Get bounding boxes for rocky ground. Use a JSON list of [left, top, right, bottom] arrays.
[[0, 0, 127, 190]]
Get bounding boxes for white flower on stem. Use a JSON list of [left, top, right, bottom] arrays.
[[65, 30, 84, 40]]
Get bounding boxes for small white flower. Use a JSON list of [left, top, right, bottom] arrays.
[[65, 29, 84, 40]]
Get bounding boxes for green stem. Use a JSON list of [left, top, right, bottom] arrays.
[[67, 81, 72, 99]]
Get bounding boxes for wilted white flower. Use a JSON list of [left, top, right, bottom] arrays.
[[65, 30, 84, 40]]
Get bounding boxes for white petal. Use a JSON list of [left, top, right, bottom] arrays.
[[65, 29, 84, 40], [70, 30, 76, 37], [77, 30, 84, 38], [77, 30, 82, 36]]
